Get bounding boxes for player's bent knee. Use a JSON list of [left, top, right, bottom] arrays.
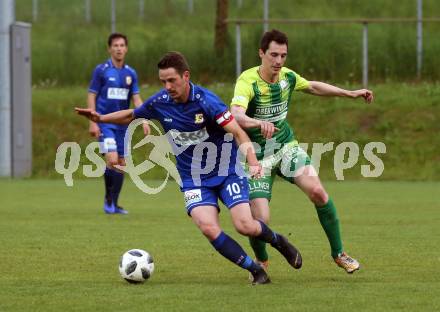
[[234, 219, 258, 236], [106, 161, 119, 169], [199, 223, 221, 241], [309, 186, 328, 206]]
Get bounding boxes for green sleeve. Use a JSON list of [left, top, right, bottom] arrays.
[[293, 72, 310, 91], [230, 76, 255, 109]]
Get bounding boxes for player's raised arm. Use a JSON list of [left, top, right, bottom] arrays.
[[304, 81, 374, 104], [75, 108, 136, 125]]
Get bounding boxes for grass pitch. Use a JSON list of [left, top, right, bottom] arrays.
[[0, 179, 439, 311]]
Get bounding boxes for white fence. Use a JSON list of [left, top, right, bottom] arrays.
[[227, 17, 440, 87]]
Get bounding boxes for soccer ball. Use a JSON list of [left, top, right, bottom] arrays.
[[119, 249, 154, 283]]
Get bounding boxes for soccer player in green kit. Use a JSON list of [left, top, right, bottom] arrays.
[[230, 29, 373, 274]]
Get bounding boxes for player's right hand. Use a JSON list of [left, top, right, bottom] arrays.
[[259, 121, 279, 139], [88, 122, 101, 138]]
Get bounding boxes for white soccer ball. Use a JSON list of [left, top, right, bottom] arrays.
[[119, 249, 154, 283]]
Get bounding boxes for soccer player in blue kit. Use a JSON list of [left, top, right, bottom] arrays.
[[87, 33, 148, 214], [76, 52, 302, 285]]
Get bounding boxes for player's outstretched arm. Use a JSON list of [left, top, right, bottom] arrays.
[[231, 105, 278, 139], [222, 118, 262, 178], [75, 108, 135, 125], [305, 81, 374, 104]]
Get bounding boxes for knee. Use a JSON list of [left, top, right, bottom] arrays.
[[308, 185, 328, 206], [198, 222, 221, 241], [234, 218, 258, 236], [106, 159, 119, 169], [118, 158, 126, 167]]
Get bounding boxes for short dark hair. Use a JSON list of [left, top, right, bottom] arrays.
[[107, 33, 128, 47], [260, 29, 288, 53], [157, 51, 190, 75]]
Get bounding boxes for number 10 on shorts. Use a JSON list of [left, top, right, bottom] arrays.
[[226, 183, 241, 196]]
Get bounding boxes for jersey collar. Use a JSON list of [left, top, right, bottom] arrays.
[[165, 82, 197, 104], [189, 82, 196, 102], [106, 58, 126, 69], [257, 66, 280, 84]]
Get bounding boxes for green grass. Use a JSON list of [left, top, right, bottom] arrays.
[[0, 179, 439, 311], [13, 0, 440, 85], [32, 82, 440, 180]]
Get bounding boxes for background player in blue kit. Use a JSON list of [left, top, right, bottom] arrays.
[[76, 52, 302, 285], [87, 33, 148, 214]]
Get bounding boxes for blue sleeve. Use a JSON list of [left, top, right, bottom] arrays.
[[131, 70, 140, 95], [133, 95, 156, 120], [88, 66, 102, 94], [203, 91, 229, 121]]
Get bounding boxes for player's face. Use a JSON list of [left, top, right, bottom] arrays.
[[158, 68, 190, 103], [259, 41, 288, 76], [108, 38, 128, 62]]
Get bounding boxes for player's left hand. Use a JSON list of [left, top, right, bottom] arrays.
[[351, 89, 374, 104], [248, 162, 263, 179], [259, 121, 279, 139]]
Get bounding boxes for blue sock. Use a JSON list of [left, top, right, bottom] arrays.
[[104, 168, 114, 204], [111, 170, 124, 207], [210, 232, 260, 272], [256, 220, 278, 244]]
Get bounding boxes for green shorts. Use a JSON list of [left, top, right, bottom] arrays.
[[248, 140, 311, 201]]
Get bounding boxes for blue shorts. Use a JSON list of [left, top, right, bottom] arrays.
[[182, 174, 250, 215], [98, 125, 127, 157]]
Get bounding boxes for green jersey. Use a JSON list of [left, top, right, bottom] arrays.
[[231, 66, 309, 159]]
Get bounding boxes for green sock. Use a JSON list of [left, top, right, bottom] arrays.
[[249, 237, 269, 262], [315, 198, 343, 258]]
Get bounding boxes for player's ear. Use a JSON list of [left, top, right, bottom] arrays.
[[183, 70, 190, 81], [259, 49, 265, 59]]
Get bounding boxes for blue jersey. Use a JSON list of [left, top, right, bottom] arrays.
[[89, 59, 140, 129], [133, 83, 243, 189]]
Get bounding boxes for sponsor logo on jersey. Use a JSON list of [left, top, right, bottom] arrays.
[[109, 77, 116, 81], [254, 101, 288, 122], [164, 118, 173, 123], [126, 76, 132, 85], [169, 128, 209, 146], [107, 88, 129, 100], [184, 189, 202, 206], [279, 79, 288, 90], [195, 113, 204, 124]]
